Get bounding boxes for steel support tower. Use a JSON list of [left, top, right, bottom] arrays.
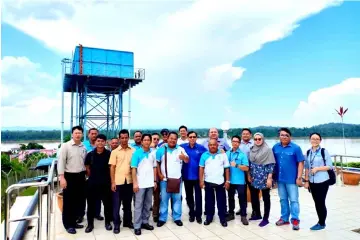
[[60, 45, 144, 142]]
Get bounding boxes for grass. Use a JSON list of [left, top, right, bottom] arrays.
[[20, 187, 37, 196]]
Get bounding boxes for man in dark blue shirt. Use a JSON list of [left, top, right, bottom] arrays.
[[181, 131, 207, 224], [272, 128, 304, 231]]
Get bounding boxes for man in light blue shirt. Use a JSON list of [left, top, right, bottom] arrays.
[[202, 128, 230, 151], [131, 131, 142, 150], [226, 136, 249, 225], [199, 139, 230, 227], [131, 134, 157, 236]]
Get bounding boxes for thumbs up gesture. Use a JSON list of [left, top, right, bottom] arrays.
[[179, 151, 189, 163]]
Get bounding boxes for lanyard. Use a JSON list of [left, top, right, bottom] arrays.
[[309, 148, 320, 177], [230, 151, 241, 165]]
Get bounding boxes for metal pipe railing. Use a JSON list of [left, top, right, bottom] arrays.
[[332, 154, 360, 187], [4, 160, 57, 240]]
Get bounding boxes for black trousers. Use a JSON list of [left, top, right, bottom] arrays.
[[78, 181, 101, 218], [250, 185, 270, 220], [113, 183, 133, 226], [205, 182, 226, 223], [309, 181, 329, 226], [87, 183, 112, 225], [184, 180, 202, 219], [244, 173, 256, 215], [228, 184, 247, 216], [62, 172, 86, 229]]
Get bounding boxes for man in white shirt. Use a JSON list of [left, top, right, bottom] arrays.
[[156, 132, 189, 227], [199, 139, 230, 227], [177, 125, 189, 145]]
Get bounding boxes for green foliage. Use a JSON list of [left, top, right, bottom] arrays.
[[333, 162, 360, 168], [23, 152, 48, 169], [20, 187, 37, 196]]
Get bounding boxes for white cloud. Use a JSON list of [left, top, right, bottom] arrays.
[[293, 78, 360, 127], [1, 0, 343, 128]]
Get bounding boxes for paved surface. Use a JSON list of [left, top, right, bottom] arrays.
[[23, 184, 360, 240]]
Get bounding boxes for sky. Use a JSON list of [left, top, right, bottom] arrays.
[[1, 0, 360, 130]]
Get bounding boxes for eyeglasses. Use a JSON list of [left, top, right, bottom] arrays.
[[188, 136, 197, 139], [152, 138, 159, 141], [254, 138, 262, 141], [280, 134, 290, 138]]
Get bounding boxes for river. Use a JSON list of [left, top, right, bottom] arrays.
[[1, 138, 360, 162]]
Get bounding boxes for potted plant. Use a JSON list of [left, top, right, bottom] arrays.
[[57, 191, 63, 212]]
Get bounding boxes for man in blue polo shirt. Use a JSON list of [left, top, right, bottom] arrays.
[[131, 131, 142, 150], [131, 134, 157, 236], [272, 128, 304, 231], [226, 136, 249, 225], [199, 139, 230, 227], [180, 131, 207, 224]]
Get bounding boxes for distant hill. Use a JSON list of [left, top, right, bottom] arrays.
[[1, 123, 360, 142]]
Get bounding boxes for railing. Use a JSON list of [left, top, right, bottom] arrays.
[[332, 154, 360, 186], [4, 160, 58, 240]]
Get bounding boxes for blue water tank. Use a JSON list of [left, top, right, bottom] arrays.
[[72, 46, 134, 78]]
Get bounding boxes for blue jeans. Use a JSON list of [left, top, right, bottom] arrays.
[[277, 183, 300, 222], [159, 181, 182, 222]]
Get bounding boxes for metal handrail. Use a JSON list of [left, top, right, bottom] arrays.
[[4, 159, 58, 240]]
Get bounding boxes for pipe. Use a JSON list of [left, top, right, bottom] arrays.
[[76, 81, 79, 125], [70, 91, 74, 130], [83, 82, 88, 141], [128, 81, 131, 136], [11, 191, 40, 240]]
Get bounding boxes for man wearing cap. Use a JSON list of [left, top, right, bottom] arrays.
[[158, 129, 169, 147]]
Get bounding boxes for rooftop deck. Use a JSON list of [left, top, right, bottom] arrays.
[[22, 184, 360, 240]]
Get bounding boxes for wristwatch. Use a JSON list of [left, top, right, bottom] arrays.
[[226, 180, 230, 183], [303, 179, 309, 182]]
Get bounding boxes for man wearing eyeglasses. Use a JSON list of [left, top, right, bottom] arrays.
[[272, 127, 304, 231], [226, 136, 249, 225], [180, 131, 207, 224]]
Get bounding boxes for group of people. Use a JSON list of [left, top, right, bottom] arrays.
[[57, 125, 334, 235]]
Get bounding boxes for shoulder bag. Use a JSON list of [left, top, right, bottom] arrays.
[[165, 146, 181, 193]]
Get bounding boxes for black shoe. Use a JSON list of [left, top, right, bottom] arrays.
[[153, 216, 159, 223], [157, 221, 165, 227], [141, 223, 154, 230], [113, 226, 120, 234], [105, 223, 112, 231], [134, 229, 141, 235], [241, 216, 249, 225], [75, 224, 84, 229], [174, 220, 183, 226], [66, 228, 76, 234], [226, 214, 235, 222], [236, 210, 241, 216], [85, 225, 94, 233], [225, 212, 229, 217], [204, 220, 212, 226], [76, 217, 83, 224], [196, 218, 202, 224], [96, 215, 104, 221], [189, 216, 195, 222], [123, 222, 134, 229], [221, 221, 228, 227]]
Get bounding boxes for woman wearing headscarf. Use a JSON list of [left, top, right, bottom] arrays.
[[248, 133, 276, 227]]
